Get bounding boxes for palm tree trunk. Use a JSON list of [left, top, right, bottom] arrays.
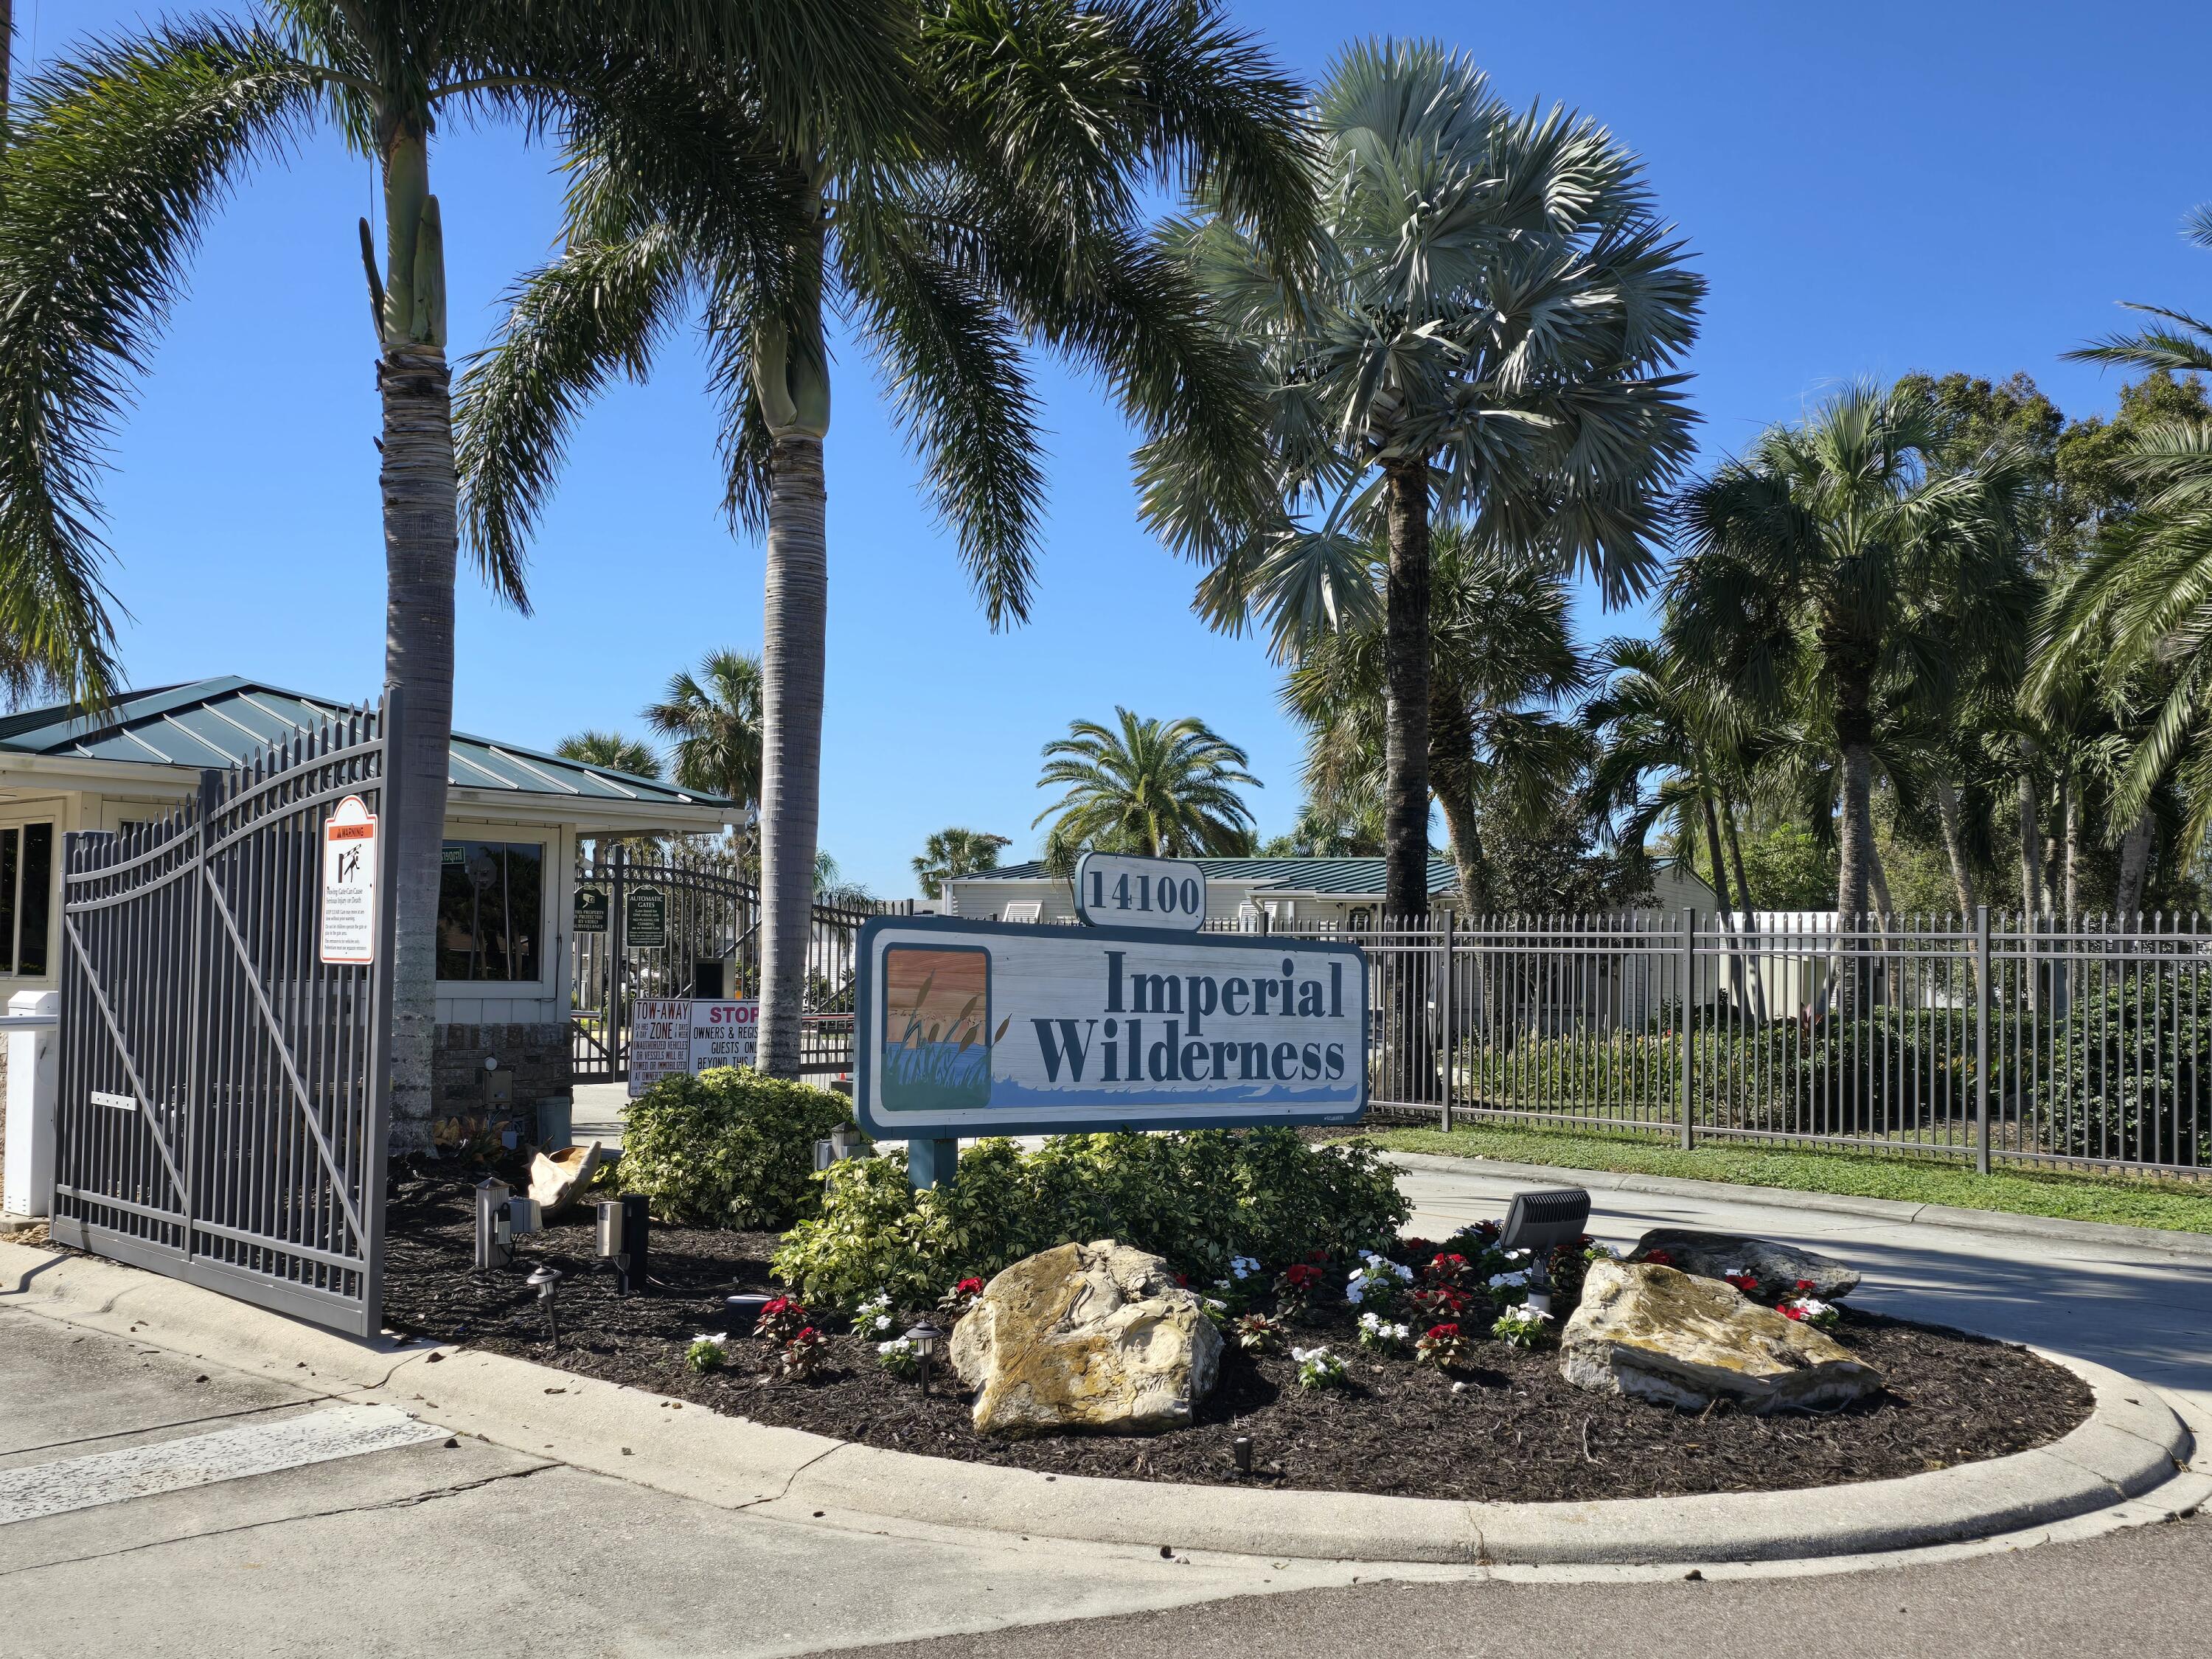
[[378, 121, 455, 1152], [1834, 707, 1877, 1018], [1381, 460, 1431, 922], [2017, 743, 2043, 916], [1933, 778, 1979, 916], [2061, 766, 2079, 919], [2115, 808, 2154, 916], [1719, 793, 1766, 1022], [755, 433, 827, 1080], [1433, 779, 1489, 919]]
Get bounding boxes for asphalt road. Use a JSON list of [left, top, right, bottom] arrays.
[[2, 1156, 2208, 1658]]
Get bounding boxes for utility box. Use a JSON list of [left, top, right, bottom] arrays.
[[485, 1067, 515, 1108], [1, 990, 60, 1219]]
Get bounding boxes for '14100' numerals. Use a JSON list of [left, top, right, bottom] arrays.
[[1089, 869, 1202, 917]]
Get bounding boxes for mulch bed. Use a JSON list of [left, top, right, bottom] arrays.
[[380, 1169, 2092, 1505]]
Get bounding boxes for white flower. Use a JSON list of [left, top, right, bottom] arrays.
[[1722, 1266, 1747, 1279], [1344, 1277, 1368, 1304], [1488, 1270, 1528, 1289], [689, 1332, 728, 1349], [1229, 1255, 1261, 1281], [877, 1338, 913, 1355], [1450, 1380, 1468, 1395], [1786, 1296, 1834, 1318], [1213, 1279, 1231, 1291]]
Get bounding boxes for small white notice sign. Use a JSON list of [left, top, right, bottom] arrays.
[[627, 998, 693, 1099], [689, 999, 759, 1071], [319, 796, 378, 965]]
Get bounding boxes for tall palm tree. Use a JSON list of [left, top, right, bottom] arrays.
[[1144, 40, 1703, 920], [0, 4, 905, 1141], [455, 4, 1314, 1079], [1285, 522, 1590, 917], [556, 730, 662, 781], [1033, 710, 1259, 862], [1672, 383, 2026, 923], [912, 827, 1010, 900], [644, 650, 763, 805]]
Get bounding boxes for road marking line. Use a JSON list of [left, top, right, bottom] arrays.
[[0, 1405, 448, 1525]]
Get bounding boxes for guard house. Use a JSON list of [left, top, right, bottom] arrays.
[[0, 677, 734, 1129]]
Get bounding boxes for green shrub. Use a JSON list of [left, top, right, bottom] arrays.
[[771, 1129, 1411, 1309], [619, 1067, 855, 1229]]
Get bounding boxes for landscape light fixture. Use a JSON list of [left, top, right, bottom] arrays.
[[1232, 1436, 1253, 1475], [813, 1124, 868, 1172], [474, 1178, 512, 1270], [1498, 1187, 1592, 1318], [725, 1293, 772, 1335], [904, 1318, 947, 1397], [594, 1194, 650, 1295], [527, 1264, 563, 1344]]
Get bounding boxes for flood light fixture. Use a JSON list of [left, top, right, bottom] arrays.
[[1499, 1186, 1592, 1318]]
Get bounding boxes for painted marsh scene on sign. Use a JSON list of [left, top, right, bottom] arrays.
[[882, 945, 1005, 1112]]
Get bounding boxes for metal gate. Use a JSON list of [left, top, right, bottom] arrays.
[[51, 697, 399, 1336], [569, 842, 908, 1081]]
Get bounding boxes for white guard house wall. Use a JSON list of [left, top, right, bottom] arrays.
[[0, 677, 737, 1155]]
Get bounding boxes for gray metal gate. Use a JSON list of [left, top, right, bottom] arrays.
[[51, 695, 400, 1336]]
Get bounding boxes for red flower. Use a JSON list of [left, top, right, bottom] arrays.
[[1306, 1249, 1329, 1265], [1402, 1238, 1438, 1257], [1173, 1272, 1190, 1287], [1283, 1263, 1323, 1289], [954, 1277, 984, 1296], [1724, 1272, 1759, 1293], [1425, 1322, 1462, 1340], [1644, 1248, 1675, 1267], [763, 1295, 799, 1315], [1795, 1279, 1817, 1294], [1429, 1253, 1467, 1274], [793, 1326, 818, 1342], [1780, 1304, 1806, 1322]]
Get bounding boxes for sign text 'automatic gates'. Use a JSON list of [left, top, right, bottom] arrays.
[[853, 913, 1370, 1138]]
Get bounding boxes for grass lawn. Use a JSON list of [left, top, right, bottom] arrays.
[[1346, 1121, 2212, 1236]]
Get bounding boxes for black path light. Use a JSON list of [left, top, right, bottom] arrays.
[[526, 1264, 563, 1344], [594, 1195, 650, 1295], [904, 1318, 947, 1397], [1499, 1187, 1591, 1319]]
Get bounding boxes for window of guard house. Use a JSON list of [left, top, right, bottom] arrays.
[[0, 823, 54, 976], [437, 840, 544, 981]]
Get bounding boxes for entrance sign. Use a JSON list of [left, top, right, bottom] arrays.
[[690, 998, 759, 1071], [573, 885, 609, 934], [319, 796, 379, 964], [627, 996, 692, 1098], [625, 885, 667, 947], [855, 915, 1368, 1139], [1074, 851, 1207, 932]]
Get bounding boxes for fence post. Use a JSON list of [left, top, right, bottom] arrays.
[[363, 684, 407, 1327], [1439, 909, 1455, 1134], [1974, 903, 1991, 1177], [186, 768, 223, 1263], [1680, 908, 1696, 1150], [609, 841, 627, 1077]]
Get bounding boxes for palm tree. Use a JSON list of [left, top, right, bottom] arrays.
[[556, 731, 662, 781], [1033, 711, 1259, 863], [0, 5, 903, 1142], [1144, 40, 1703, 920], [455, 5, 1314, 1079], [912, 828, 1010, 900], [644, 650, 764, 805], [1285, 522, 1590, 917], [1672, 383, 2027, 924]]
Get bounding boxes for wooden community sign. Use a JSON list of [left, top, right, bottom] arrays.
[[855, 854, 1369, 1139]]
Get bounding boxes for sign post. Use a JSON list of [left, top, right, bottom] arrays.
[[319, 796, 379, 965]]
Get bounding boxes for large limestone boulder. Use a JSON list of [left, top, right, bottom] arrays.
[[1629, 1228, 1860, 1301], [1561, 1261, 1881, 1413], [949, 1240, 1223, 1438]]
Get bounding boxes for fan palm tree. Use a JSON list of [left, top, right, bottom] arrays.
[[1285, 522, 1590, 917], [1672, 383, 2028, 925], [2044, 216, 2212, 850], [556, 730, 662, 781], [1033, 710, 1259, 863], [1143, 39, 1703, 919], [0, 3, 906, 1139], [912, 828, 1010, 900], [644, 650, 764, 806], [455, 4, 1314, 1078]]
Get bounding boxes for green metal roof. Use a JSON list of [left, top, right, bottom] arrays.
[[0, 677, 731, 812], [958, 856, 1458, 897]]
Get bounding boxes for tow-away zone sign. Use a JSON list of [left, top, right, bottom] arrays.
[[319, 795, 379, 965]]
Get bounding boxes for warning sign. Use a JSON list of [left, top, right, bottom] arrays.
[[689, 999, 759, 1071], [319, 796, 378, 964], [627, 997, 693, 1099]]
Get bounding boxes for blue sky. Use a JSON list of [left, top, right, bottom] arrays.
[[26, 2, 2212, 897]]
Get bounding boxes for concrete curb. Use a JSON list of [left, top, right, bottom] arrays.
[[1380, 1150, 2212, 1261], [4, 1239, 2194, 1567]]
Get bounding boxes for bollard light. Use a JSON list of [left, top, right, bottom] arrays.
[[904, 1318, 947, 1397], [1498, 1187, 1591, 1318], [1232, 1436, 1253, 1475], [594, 1194, 650, 1295], [527, 1264, 563, 1345], [474, 1178, 512, 1270]]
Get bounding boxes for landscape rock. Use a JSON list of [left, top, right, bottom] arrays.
[[529, 1141, 603, 1217], [1628, 1228, 1860, 1300], [1560, 1260, 1882, 1413], [949, 1239, 1223, 1438]]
